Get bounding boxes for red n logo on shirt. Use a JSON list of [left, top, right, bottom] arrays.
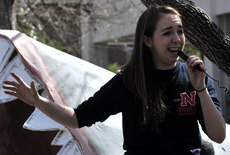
[[174, 91, 196, 106], [180, 91, 196, 106]]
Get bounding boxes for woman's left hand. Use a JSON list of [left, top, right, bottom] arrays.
[[187, 56, 206, 91]]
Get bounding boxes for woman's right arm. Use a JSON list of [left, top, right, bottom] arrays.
[[3, 72, 79, 129]]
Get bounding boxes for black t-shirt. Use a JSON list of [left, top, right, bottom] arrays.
[[75, 61, 222, 155]]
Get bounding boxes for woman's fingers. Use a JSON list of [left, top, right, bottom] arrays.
[[3, 72, 22, 89], [2, 72, 28, 97], [2, 84, 17, 97], [10, 72, 24, 84], [3, 80, 19, 87], [187, 56, 207, 72], [188, 56, 202, 66], [186, 56, 206, 90], [3, 80, 19, 96], [2, 72, 39, 106], [30, 81, 37, 93], [2, 85, 17, 91], [200, 64, 206, 72]]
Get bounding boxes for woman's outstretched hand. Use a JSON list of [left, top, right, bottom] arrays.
[[3, 72, 39, 107], [3, 72, 79, 128]]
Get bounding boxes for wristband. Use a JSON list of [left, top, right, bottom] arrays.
[[195, 87, 207, 92]]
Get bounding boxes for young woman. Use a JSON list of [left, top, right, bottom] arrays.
[[3, 5, 225, 155]]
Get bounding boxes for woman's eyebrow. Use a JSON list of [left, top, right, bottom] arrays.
[[161, 25, 183, 31], [161, 26, 172, 32]]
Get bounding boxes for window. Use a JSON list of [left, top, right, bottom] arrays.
[[218, 13, 230, 36]]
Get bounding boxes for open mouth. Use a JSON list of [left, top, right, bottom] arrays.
[[168, 47, 179, 53]]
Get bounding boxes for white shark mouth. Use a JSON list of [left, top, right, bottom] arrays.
[[0, 30, 124, 155]]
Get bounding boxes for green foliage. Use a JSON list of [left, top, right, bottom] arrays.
[[16, 7, 43, 39], [108, 63, 121, 73], [40, 37, 80, 55]]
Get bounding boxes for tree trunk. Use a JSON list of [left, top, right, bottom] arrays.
[[0, 0, 16, 29]]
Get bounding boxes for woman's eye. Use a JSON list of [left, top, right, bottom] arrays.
[[163, 32, 171, 36], [178, 30, 184, 34]]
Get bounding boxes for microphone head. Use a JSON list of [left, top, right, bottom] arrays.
[[177, 50, 189, 62]]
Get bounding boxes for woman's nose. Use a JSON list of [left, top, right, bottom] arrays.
[[172, 33, 181, 43]]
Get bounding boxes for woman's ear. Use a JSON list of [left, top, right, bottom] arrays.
[[143, 35, 153, 48]]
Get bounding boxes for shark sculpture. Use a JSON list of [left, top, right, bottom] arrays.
[[0, 30, 229, 154], [0, 30, 123, 155]]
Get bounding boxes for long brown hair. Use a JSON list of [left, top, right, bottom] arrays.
[[120, 5, 182, 133]]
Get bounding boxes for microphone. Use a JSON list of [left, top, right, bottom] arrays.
[[177, 50, 230, 95], [177, 50, 203, 72]]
